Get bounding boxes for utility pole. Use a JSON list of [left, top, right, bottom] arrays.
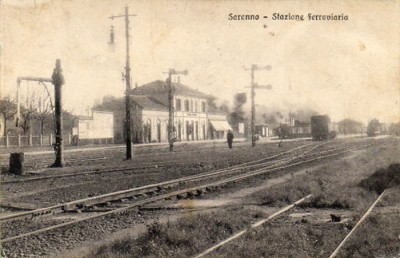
[[250, 65, 256, 148], [245, 64, 272, 147], [165, 69, 188, 151], [51, 59, 65, 167], [109, 6, 136, 160], [167, 72, 174, 151]]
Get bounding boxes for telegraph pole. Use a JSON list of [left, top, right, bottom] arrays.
[[250, 65, 256, 148], [246, 64, 272, 147], [167, 72, 174, 151], [165, 69, 188, 151], [51, 59, 65, 167], [109, 7, 136, 160]]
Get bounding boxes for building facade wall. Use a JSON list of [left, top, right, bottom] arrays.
[[131, 93, 209, 143], [174, 94, 208, 141], [208, 113, 232, 139], [78, 111, 114, 139]]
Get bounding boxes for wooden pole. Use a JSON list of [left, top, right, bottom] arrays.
[[51, 59, 65, 167]]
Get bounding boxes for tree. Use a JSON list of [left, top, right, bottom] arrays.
[[62, 110, 78, 134], [367, 118, 380, 137], [388, 122, 400, 136], [0, 97, 17, 137], [262, 113, 278, 127], [20, 95, 38, 135], [33, 96, 53, 135], [206, 95, 219, 111]]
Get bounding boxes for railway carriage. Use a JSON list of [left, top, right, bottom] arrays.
[[310, 115, 337, 140]]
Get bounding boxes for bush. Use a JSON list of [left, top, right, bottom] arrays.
[[359, 164, 400, 194]]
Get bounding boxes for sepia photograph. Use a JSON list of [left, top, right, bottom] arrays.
[[0, 0, 399, 257]]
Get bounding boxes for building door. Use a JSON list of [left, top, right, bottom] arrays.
[[147, 121, 152, 143], [195, 121, 198, 140], [191, 121, 194, 141], [157, 122, 161, 143], [186, 121, 189, 141], [178, 122, 181, 140]]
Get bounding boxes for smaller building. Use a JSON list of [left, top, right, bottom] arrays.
[[255, 123, 272, 138], [208, 113, 232, 139], [77, 111, 114, 144]]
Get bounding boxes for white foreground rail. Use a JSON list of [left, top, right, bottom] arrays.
[[193, 195, 312, 258]]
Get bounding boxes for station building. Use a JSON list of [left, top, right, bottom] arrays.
[[128, 80, 232, 144]]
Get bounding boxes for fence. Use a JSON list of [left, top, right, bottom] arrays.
[[0, 134, 71, 148], [0, 135, 114, 148]]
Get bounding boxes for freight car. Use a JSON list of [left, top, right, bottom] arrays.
[[310, 115, 337, 140]]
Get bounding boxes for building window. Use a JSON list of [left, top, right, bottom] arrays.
[[176, 99, 181, 111], [201, 101, 206, 112], [184, 100, 189, 111]]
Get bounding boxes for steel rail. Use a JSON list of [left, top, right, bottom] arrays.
[[0, 144, 366, 242], [0, 142, 328, 222], [193, 195, 312, 258], [1, 142, 316, 184], [0, 142, 342, 223], [329, 189, 388, 258], [1, 164, 168, 184]]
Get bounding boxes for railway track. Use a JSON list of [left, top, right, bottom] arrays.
[[1, 142, 367, 246], [193, 195, 313, 258], [3, 143, 332, 208], [191, 181, 390, 258], [0, 142, 321, 220], [328, 189, 388, 258], [0, 141, 243, 170], [1, 141, 315, 184]]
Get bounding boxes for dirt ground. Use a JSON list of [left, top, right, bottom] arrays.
[[2, 137, 399, 257], [82, 137, 400, 258]]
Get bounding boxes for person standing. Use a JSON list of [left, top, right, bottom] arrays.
[[227, 130, 234, 149]]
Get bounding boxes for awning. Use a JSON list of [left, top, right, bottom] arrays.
[[209, 120, 232, 131]]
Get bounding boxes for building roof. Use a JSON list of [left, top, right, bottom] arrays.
[[132, 80, 210, 99], [209, 120, 232, 131], [131, 95, 168, 111], [78, 116, 92, 120]]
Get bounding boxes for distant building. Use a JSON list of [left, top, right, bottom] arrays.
[[379, 123, 388, 134], [77, 111, 114, 143], [337, 119, 363, 135], [255, 123, 272, 138]]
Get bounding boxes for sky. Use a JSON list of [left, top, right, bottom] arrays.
[[1, 0, 399, 124]]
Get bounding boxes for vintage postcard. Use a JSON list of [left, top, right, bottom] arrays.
[[0, 0, 399, 257]]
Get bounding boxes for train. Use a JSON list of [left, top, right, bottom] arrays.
[[310, 115, 337, 140]]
